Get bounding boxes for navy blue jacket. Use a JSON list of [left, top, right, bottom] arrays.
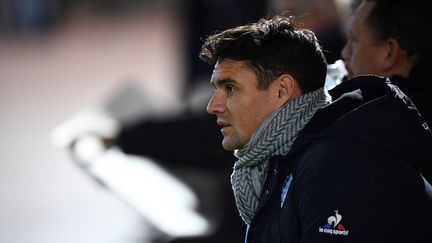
[[246, 76, 432, 243]]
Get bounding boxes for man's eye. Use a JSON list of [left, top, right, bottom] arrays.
[[226, 86, 235, 93]]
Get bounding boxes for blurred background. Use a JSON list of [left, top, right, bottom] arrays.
[[0, 1, 183, 243], [0, 0, 354, 242]]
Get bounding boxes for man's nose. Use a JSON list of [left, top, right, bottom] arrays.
[[207, 91, 225, 114]]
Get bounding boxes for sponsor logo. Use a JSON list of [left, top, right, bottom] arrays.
[[318, 210, 349, 236]]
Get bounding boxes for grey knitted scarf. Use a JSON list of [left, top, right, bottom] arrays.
[[231, 87, 331, 224]]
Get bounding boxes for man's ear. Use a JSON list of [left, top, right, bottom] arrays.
[[380, 38, 401, 70], [275, 74, 301, 103]]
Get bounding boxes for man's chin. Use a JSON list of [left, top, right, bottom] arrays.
[[222, 139, 239, 151], [222, 143, 236, 151], [222, 137, 247, 151]]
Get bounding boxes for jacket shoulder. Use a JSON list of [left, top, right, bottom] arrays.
[[288, 138, 432, 242]]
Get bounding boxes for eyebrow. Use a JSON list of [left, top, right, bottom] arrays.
[[211, 78, 237, 88]]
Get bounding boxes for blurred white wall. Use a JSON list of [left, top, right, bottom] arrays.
[[0, 5, 185, 243]]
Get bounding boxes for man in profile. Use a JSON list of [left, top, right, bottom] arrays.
[[337, 0, 432, 126], [201, 13, 432, 242], [334, 0, 432, 181]]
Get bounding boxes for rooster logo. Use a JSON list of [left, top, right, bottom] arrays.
[[323, 210, 346, 230]]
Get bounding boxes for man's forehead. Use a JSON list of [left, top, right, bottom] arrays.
[[347, 1, 370, 35], [355, 1, 374, 26], [214, 59, 248, 70], [210, 59, 258, 87], [211, 59, 247, 78]]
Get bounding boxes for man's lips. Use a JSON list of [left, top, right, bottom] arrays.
[[217, 120, 231, 131], [217, 119, 229, 127]]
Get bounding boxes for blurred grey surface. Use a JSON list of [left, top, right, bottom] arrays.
[[0, 1, 184, 242]]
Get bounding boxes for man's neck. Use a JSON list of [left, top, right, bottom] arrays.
[[385, 53, 415, 79]]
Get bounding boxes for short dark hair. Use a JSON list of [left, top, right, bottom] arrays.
[[365, 0, 432, 64], [199, 14, 327, 93]]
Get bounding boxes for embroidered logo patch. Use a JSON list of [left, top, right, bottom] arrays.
[[318, 210, 349, 236]]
